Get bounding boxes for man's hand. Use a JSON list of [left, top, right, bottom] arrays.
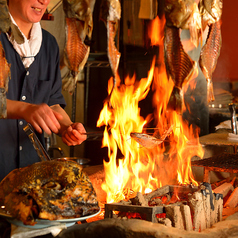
[[22, 103, 63, 135], [61, 123, 87, 146], [6, 100, 63, 134], [7, 100, 87, 145]]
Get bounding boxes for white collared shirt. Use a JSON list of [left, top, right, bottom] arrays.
[[7, 13, 42, 69]]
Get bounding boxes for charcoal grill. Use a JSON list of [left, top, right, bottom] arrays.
[[104, 185, 198, 223], [105, 203, 163, 222]]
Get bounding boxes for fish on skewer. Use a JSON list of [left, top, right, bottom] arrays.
[[130, 125, 173, 149], [130, 133, 165, 149], [199, 0, 222, 102], [100, 0, 121, 105], [164, 26, 197, 113], [0, 0, 11, 119], [62, 0, 93, 94]]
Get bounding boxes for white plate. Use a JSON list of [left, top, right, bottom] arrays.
[[0, 206, 101, 229]]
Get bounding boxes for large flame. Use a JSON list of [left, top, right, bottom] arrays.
[[97, 16, 204, 203]]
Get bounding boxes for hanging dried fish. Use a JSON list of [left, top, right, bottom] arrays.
[[0, 0, 11, 119], [198, 0, 222, 102], [62, 0, 93, 94], [164, 0, 198, 113], [199, 20, 221, 102], [164, 26, 196, 113], [100, 0, 121, 104]]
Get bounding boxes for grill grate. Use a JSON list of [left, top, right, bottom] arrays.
[[192, 153, 238, 172], [192, 153, 238, 182]]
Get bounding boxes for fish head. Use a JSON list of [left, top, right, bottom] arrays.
[[100, 0, 121, 23], [164, 0, 195, 28], [199, 0, 223, 24]]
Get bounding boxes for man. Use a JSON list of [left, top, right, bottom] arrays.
[[0, 0, 87, 181]]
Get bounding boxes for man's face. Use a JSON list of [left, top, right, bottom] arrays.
[[9, 0, 51, 24]]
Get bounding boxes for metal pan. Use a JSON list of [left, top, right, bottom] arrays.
[[55, 157, 91, 166]]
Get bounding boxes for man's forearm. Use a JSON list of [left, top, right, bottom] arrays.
[[6, 99, 29, 119], [50, 104, 73, 136]]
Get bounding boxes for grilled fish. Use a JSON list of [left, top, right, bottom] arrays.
[[100, 0, 121, 104], [0, 0, 11, 119], [62, 0, 93, 94], [0, 160, 100, 225], [130, 125, 173, 149], [164, 26, 196, 112], [130, 133, 164, 149], [199, 0, 222, 102]]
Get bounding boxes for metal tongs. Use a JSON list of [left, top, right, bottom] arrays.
[[23, 123, 51, 161]]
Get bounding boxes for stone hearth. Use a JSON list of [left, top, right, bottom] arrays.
[[57, 214, 238, 238], [82, 163, 238, 238]]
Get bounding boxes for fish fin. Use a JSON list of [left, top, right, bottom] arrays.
[[207, 78, 215, 102], [167, 86, 183, 113]]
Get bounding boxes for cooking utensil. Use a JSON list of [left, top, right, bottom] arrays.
[[81, 131, 104, 140], [23, 123, 51, 161], [229, 103, 237, 134], [55, 157, 90, 166]]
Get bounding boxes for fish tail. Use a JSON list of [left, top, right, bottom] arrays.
[[167, 86, 183, 113], [207, 78, 215, 102]]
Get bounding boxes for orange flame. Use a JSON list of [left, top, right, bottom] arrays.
[[97, 16, 204, 203]]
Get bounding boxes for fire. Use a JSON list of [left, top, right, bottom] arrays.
[[97, 16, 204, 203]]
